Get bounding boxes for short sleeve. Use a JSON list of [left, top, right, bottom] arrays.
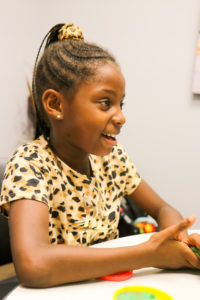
[[116, 144, 141, 196], [0, 157, 50, 217]]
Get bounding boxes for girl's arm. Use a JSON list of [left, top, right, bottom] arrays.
[[9, 199, 200, 288], [128, 179, 200, 249], [128, 179, 185, 230]]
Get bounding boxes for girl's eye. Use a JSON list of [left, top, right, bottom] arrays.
[[120, 101, 125, 109], [98, 99, 125, 110], [99, 99, 110, 109]]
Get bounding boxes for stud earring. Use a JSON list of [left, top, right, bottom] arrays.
[[57, 114, 61, 119]]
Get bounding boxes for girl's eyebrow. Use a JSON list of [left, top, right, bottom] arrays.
[[101, 89, 126, 99]]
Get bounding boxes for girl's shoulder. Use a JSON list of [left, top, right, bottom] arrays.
[[7, 135, 52, 167]]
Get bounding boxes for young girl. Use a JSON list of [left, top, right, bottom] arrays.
[[0, 23, 200, 288]]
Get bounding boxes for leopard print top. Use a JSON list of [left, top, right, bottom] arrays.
[[0, 135, 141, 246]]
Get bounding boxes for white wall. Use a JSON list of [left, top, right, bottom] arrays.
[[0, 0, 200, 227]]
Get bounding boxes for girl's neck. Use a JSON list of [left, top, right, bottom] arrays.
[[48, 135, 92, 177]]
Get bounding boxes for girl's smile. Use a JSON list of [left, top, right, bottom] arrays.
[[101, 132, 118, 147]]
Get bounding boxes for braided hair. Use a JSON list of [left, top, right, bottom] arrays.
[[32, 23, 117, 140]]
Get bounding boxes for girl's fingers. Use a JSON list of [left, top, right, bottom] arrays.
[[153, 216, 196, 244], [184, 233, 200, 249], [176, 232, 183, 241]]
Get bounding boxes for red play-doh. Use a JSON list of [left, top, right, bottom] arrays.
[[100, 270, 133, 281]]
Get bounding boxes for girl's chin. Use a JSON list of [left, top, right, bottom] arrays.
[[90, 146, 115, 157]]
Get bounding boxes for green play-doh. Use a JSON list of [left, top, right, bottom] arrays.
[[116, 291, 158, 299], [113, 286, 173, 300], [190, 246, 200, 260]]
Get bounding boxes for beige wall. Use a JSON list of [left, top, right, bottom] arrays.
[[0, 0, 200, 226]]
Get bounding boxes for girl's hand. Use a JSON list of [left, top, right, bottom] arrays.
[[147, 216, 200, 270], [183, 233, 200, 250]]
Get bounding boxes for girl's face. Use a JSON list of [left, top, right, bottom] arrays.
[[59, 62, 126, 156]]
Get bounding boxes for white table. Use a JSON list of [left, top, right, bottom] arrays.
[[5, 231, 200, 300]]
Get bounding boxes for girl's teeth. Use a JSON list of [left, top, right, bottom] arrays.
[[105, 133, 116, 138]]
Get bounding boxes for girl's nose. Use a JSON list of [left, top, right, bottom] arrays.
[[112, 109, 126, 127]]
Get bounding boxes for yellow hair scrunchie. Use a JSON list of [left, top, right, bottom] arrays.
[[58, 23, 84, 41]]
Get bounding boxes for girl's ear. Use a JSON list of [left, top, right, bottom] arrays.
[[42, 89, 64, 120]]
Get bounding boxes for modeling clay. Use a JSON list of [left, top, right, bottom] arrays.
[[190, 245, 200, 260], [113, 286, 173, 300], [116, 291, 158, 299], [100, 270, 133, 281], [133, 217, 157, 234]]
